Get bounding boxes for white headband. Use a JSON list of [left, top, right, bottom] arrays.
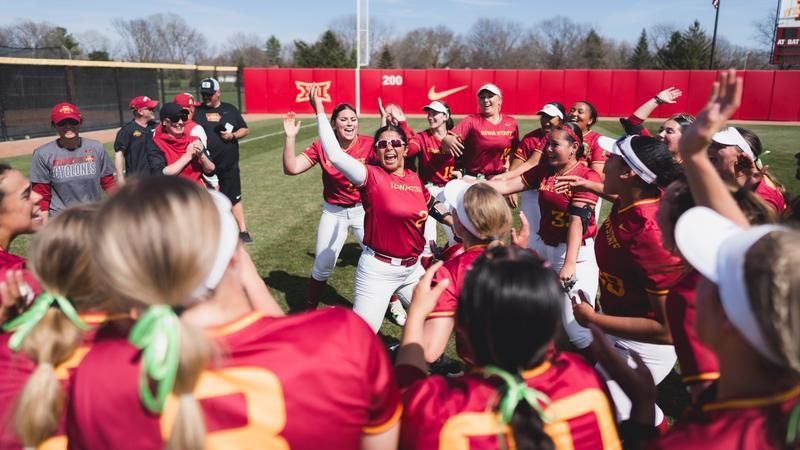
[[188, 190, 240, 301], [611, 136, 658, 185], [443, 180, 482, 239]]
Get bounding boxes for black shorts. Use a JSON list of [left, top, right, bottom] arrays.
[[217, 166, 242, 205]]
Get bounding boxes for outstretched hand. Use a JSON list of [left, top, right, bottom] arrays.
[[283, 112, 302, 137], [656, 87, 682, 104], [510, 211, 530, 248], [308, 83, 325, 114], [679, 69, 742, 162]]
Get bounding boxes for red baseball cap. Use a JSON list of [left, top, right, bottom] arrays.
[[129, 95, 159, 111], [173, 92, 198, 108], [50, 102, 81, 124]]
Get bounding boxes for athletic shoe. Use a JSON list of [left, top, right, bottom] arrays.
[[388, 300, 407, 326], [429, 355, 464, 377], [239, 231, 253, 244]]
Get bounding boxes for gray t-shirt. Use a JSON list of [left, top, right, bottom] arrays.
[[30, 138, 115, 216]]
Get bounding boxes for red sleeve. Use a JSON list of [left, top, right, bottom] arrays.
[[589, 136, 607, 165], [627, 114, 645, 126], [398, 121, 415, 139], [361, 316, 402, 434], [572, 169, 600, 206], [32, 182, 51, 213], [407, 134, 423, 158], [301, 140, 321, 165], [422, 180, 431, 204], [521, 164, 544, 189], [100, 175, 116, 193], [450, 116, 472, 141], [427, 266, 457, 318]]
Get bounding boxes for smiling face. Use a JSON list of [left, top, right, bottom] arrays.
[[0, 170, 43, 238], [332, 108, 358, 142], [568, 102, 594, 131], [477, 91, 501, 118], [658, 119, 683, 157], [540, 113, 561, 133], [545, 129, 578, 168], [708, 142, 743, 185], [162, 116, 187, 138], [374, 129, 407, 173], [54, 119, 80, 140], [201, 91, 220, 108], [425, 109, 447, 129]]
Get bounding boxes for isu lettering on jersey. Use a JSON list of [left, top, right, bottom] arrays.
[[399, 352, 621, 450], [581, 130, 607, 166], [0, 314, 108, 450], [67, 308, 400, 450], [650, 384, 800, 450], [360, 164, 430, 259], [522, 163, 600, 244], [407, 130, 456, 186], [302, 136, 375, 206], [666, 270, 720, 384], [754, 177, 787, 215], [450, 114, 519, 177], [594, 199, 685, 319], [514, 128, 548, 162]]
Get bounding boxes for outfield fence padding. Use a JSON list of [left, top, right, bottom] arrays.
[[243, 68, 800, 122]]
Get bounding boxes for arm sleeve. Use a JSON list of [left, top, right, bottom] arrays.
[[113, 127, 129, 152], [520, 164, 543, 189], [317, 113, 367, 186]]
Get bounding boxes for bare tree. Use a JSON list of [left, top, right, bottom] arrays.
[[531, 17, 587, 68], [219, 33, 269, 66], [328, 15, 393, 64], [753, 8, 778, 53], [390, 27, 466, 68], [113, 14, 207, 63], [464, 18, 524, 68]]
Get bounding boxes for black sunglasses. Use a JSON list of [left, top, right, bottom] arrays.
[[55, 119, 80, 127], [165, 114, 189, 123]]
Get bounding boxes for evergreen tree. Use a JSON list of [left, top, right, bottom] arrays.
[[655, 31, 687, 69], [682, 20, 710, 69], [628, 29, 653, 69], [292, 40, 318, 67], [315, 30, 350, 67], [265, 35, 283, 66], [88, 50, 110, 61], [376, 45, 394, 68], [582, 29, 604, 68]]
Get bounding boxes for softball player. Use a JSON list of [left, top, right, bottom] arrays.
[[406, 101, 457, 262], [440, 84, 519, 180], [619, 87, 694, 161], [283, 107, 374, 310], [310, 86, 451, 333], [571, 135, 683, 425], [487, 122, 601, 350], [397, 246, 621, 450], [567, 100, 607, 177], [68, 177, 401, 449]]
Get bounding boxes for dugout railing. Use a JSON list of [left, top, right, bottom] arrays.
[[0, 57, 242, 141]]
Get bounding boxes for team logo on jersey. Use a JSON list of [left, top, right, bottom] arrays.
[[205, 113, 222, 123], [133, 130, 142, 137], [296, 81, 332, 103], [427, 85, 468, 101], [58, 105, 75, 114]]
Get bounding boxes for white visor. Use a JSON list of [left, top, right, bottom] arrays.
[[608, 136, 658, 184], [423, 101, 449, 117], [675, 206, 785, 365], [477, 83, 501, 97], [712, 127, 755, 161], [189, 190, 240, 301], [537, 103, 564, 120], [443, 180, 481, 239]]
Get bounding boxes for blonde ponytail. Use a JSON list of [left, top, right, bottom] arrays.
[[166, 322, 210, 450]]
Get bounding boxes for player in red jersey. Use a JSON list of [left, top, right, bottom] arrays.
[[568, 135, 683, 425], [441, 83, 519, 180], [310, 86, 451, 332], [68, 177, 400, 450], [619, 87, 695, 162], [154, 102, 216, 185], [283, 104, 375, 310], [397, 245, 621, 450], [567, 100, 607, 177], [0, 205, 109, 450], [486, 122, 601, 351], [407, 101, 457, 261]]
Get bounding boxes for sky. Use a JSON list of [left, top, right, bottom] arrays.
[[0, 0, 777, 54]]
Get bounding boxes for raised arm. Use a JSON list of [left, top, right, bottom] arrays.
[[632, 87, 682, 122], [484, 176, 528, 196], [282, 112, 314, 175], [310, 84, 367, 186]]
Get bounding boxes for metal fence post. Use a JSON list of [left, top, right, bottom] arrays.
[[64, 66, 74, 102], [0, 66, 8, 141], [113, 68, 125, 127], [159, 69, 166, 104]]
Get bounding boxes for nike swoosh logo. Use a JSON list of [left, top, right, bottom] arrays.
[[428, 85, 468, 101]]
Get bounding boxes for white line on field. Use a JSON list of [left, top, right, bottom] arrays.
[[240, 123, 316, 144]]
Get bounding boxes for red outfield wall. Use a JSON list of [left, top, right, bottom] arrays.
[[243, 68, 800, 121]]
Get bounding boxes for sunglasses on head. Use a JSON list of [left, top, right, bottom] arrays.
[[375, 139, 405, 149], [55, 119, 79, 127], [166, 114, 189, 123]]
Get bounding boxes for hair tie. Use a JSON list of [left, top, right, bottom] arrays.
[[2, 292, 89, 352], [481, 365, 552, 425], [129, 305, 181, 414], [788, 403, 800, 444], [557, 125, 581, 146]]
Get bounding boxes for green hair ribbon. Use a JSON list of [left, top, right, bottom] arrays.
[[2, 292, 89, 352], [482, 365, 553, 425], [786, 402, 800, 444], [128, 305, 181, 414]]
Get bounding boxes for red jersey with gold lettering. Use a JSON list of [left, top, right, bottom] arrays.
[[360, 164, 430, 259], [649, 384, 800, 450], [0, 314, 108, 450], [594, 199, 685, 319], [67, 308, 400, 450], [754, 177, 786, 215], [581, 130, 607, 166], [399, 352, 621, 450], [665, 270, 720, 385], [450, 114, 519, 177], [302, 135, 374, 207], [514, 128, 547, 162], [522, 163, 600, 245], [407, 130, 456, 186]]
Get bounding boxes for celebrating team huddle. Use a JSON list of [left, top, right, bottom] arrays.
[[0, 69, 799, 450]]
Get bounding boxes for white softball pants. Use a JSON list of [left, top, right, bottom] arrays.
[[520, 189, 541, 250], [352, 247, 425, 333], [311, 201, 365, 282], [422, 184, 455, 256], [596, 335, 677, 425], [530, 238, 599, 349]]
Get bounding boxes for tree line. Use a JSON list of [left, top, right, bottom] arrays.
[[0, 11, 777, 70]]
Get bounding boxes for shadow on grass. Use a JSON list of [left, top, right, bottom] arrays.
[[264, 270, 352, 313], [304, 242, 362, 268]]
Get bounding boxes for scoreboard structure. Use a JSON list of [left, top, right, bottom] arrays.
[[774, 0, 800, 65]]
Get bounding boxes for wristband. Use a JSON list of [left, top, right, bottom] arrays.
[[654, 96, 666, 105]]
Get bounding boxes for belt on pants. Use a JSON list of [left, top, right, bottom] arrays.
[[369, 249, 418, 267]]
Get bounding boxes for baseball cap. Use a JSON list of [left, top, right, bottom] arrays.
[[443, 180, 481, 238], [712, 127, 755, 160], [199, 78, 220, 95], [477, 83, 501, 97], [159, 102, 188, 121], [173, 92, 198, 108], [538, 103, 564, 119], [50, 102, 81, 124], [129, 95, 159, 111], [606, 135, 658, 184], [675, 206, 785, 365], [422, 101, 449, 116]]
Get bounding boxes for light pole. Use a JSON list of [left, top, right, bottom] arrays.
[[356, 0, 369, 114]]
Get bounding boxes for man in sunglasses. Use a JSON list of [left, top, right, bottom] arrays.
[[150, 102, 215, 185], [114, 95, 161, 185], [193, 77, 252, 243], [30, 102, 116, 220]]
